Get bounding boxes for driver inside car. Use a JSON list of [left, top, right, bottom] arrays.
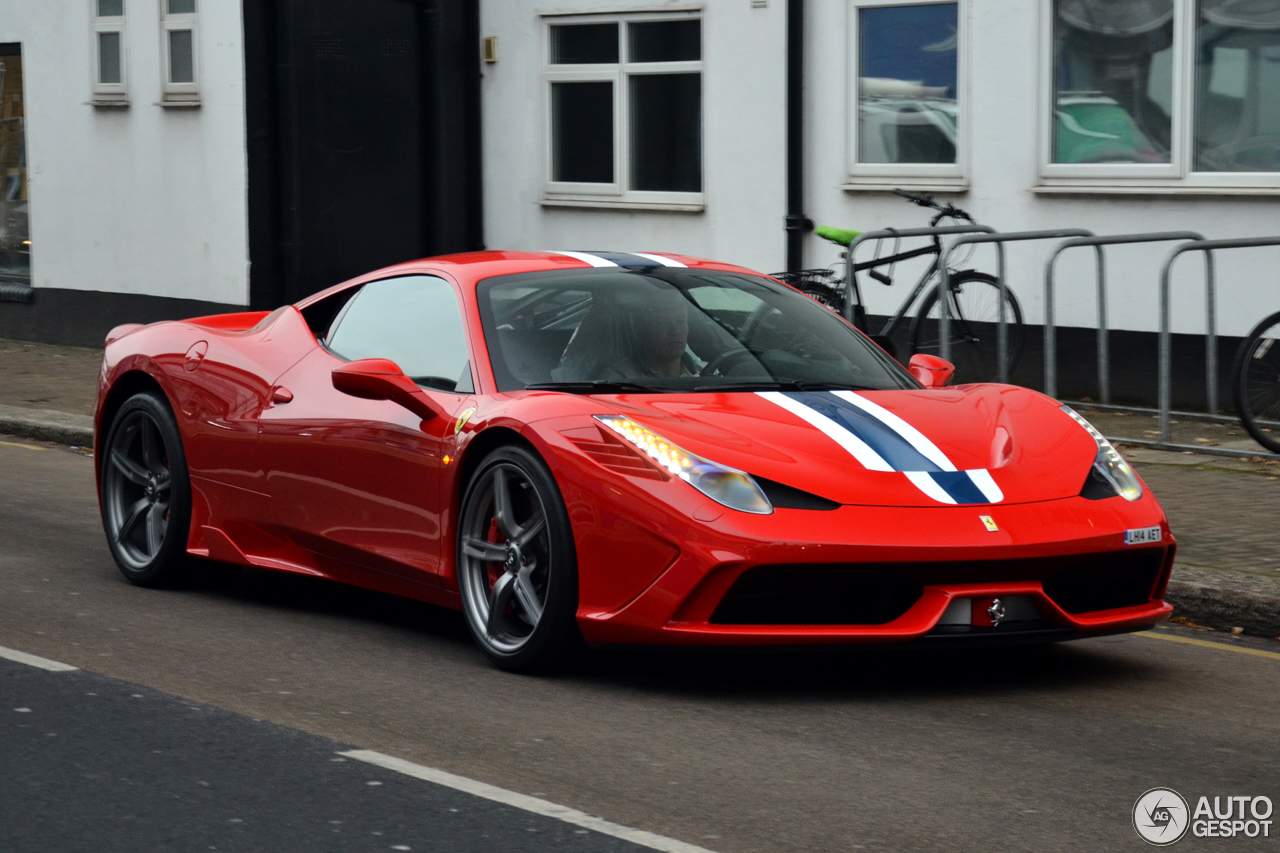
[[603, 287, 702, 380]]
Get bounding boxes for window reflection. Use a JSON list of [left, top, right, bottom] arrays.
[[1053, 0, 1173, 164], [0, 46, 28, 283], [1196, 0, 1280, 172], [858, 4, 959, 165]]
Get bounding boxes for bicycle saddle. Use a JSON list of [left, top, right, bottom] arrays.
[[814, 225, 861, 246]]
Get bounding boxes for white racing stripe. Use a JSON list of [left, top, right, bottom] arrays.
[[966, 468, 1004, 502], [0, 645, 79, 672], [630, 252, 687, 268], [831, 390, 956, 472], [551, 251, 618, 268], [339, 749, 720, 853], [757, 391, 893, 472], [904, 472, 957, 504]]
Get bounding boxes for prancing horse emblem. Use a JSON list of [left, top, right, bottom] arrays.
[[987, 598, 1006, 627]]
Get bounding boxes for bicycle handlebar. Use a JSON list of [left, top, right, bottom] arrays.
[[890, 188, 973, 224]]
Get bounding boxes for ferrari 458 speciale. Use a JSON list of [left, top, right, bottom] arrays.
[[96, 250, 1174, 670]]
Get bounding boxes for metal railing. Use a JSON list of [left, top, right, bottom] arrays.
[[1042, 231, 1204, 403], [937, 229, 1094, 382]]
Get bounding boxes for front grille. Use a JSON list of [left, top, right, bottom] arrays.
[[709, 547, 1167, 626]]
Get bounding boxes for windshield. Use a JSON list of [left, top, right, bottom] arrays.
[[476, 268, 917, 393]]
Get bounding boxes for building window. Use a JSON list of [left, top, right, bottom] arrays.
[[0, 44, 30, 283], [91, 0, 128, 104], [846, 0, 965, 191], [543, 13, 703, 209], [1042, 0, 1280, 190], [160, 0, 199, 104]]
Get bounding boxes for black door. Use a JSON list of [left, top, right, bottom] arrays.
[[243, 0, 482, 309]]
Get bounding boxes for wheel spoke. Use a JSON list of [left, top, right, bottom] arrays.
[[116, 497, 150, 545], [486, 571, 516, 638], [140, 418, 162, 473], [513, 566, 543, 625], [492, 467, 519, 540], [111, 450, 150, 486], [462, 537, 508, 562], [512, 509, 546, 549], [145, 504, 166, 555], [154, 472, 171, 496]]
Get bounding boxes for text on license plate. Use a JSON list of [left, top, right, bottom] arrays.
[[1124, 526, 1162, 545]]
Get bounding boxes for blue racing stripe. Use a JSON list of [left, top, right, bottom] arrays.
[[787, 392, 944, 473], [929, 471, 990, 504], [579, 251, 667, 269]]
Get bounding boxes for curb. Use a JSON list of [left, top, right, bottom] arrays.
[[1165, 581, 1280, 639], [0, 403, 94, 447]]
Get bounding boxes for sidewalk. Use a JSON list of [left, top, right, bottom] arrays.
[[3, 336, 1279, 637]]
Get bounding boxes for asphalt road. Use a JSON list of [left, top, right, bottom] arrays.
[[2, 437, 1278, 852]]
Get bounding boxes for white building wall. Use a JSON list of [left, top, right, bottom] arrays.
[[0, 0, 248, 305], [480, 0, 788, 274], [482, 0, 1280, 339]]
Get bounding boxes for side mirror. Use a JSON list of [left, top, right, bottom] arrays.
[[332, 358, 445, 421], [908, 354, 955, 389]]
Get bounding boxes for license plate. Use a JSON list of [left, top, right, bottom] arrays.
[[1124, 526, 1162, 545]]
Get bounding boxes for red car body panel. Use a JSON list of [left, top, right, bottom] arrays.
[[96, 251, 1175, 646]]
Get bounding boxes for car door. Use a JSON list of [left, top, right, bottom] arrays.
[[257, 274, 476, 594]]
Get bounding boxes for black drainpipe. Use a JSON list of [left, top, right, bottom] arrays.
[[785, 0, 811, 272]]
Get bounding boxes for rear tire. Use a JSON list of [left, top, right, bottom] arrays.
[[456, 445, 581, 673], [99, 392, 193, 587], [1233, 310, 1280, 454], [909, 270, 1024, 384]]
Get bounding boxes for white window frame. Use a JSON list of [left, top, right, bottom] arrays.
[[90, 0, 128, 105], [1037, 0, 1280, 193], [541, 10, 704, 211], [159, 0, 200, 106], [844, 0, 969, 192]]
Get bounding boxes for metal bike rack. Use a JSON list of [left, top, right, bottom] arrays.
[[1043, 231, 1204, 403], [937, 229, 1094, 383], [1154, 237, 1280, 444], [843, 224, 997, 327]]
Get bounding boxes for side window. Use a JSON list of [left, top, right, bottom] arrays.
[[326, 275, 473, 392]]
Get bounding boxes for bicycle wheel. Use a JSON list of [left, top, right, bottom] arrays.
[[1233, 310, 1280, 454], [800, 284, 846, 314], [908, 271, 1024, 384]]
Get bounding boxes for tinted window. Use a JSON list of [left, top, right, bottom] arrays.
[[326, 275, 472, 392], [476, 268, 916, 393]]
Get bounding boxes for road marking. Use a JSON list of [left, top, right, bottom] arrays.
[[0, 440, 45, 451], [1139, 629, 1280, 661], [339, 749, 719, 853], [0, 645, 79, 672]]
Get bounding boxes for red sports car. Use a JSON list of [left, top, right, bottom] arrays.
[[95, 250, 1174, 671]]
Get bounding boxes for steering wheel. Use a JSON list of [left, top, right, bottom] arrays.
[[702, 348, 760, 377]]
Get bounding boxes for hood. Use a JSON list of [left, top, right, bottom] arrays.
[[602, 386, 1098, 507]]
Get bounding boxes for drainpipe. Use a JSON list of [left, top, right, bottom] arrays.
[[785, 0, 811, 272]]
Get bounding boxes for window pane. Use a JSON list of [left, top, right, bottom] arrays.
[[630, 73, 701, 191], [327, 276, 471, 392], [552, 81, 613, 183], [550, 24, 618, 64], [1052, 0, 1172, 164], [0, 51, 30, 282], [629, 20, 700, 62], [168, 0, 196, 13], [98, 0, 124, 18], [858, 4, 958, 164], [1195, 2, 1280, 172], [168, 29, 194, 83], [98, 32, 122, 84]]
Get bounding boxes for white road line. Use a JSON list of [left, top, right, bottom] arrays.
[[0, 645, 79, 672], [339, 749, 720, 853]]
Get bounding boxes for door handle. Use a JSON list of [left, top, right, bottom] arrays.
[[271, 386, 294, 404]]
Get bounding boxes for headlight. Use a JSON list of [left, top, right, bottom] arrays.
[[1061, 406, 1142, 501], [595, 415, 773, 515]]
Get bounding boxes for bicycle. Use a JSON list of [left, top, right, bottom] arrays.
[[773, 189, 1024, 384], [1232, 310, 1280, 454]]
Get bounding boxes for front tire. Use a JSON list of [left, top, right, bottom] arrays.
[[456, 445, 581, 672], [99, 391, 193, 586], [909, 271, 1025, 384], [1233, 310, 1280, 454]]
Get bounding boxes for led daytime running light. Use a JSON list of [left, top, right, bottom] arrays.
[[1061, 406, 1143, 502], [595, 415, 773, 514]]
